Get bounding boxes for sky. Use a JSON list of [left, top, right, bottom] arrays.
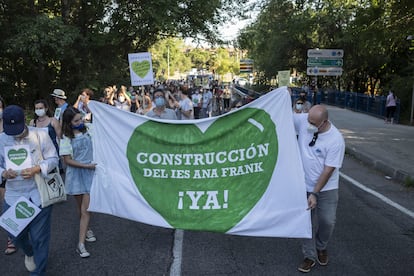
[[185, 2, 259, 46], [219, 18, 251, 41]]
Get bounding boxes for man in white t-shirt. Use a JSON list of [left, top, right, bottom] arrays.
[[293, 105, 345, 273]]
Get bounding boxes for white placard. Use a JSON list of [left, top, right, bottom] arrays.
[[0, 196, 41, 237], [4, 145, 33, 181], [128, 52, 154, 86]]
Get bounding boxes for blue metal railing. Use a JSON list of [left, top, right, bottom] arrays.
[[236, 85, 400, 123], [292, 90, 400, 123]]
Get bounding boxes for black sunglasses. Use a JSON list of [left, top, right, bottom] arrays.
[[309, 132, 319, 147]]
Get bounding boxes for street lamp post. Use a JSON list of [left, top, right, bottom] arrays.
[[167, 45, 170, 79], [411, 82, 414, 125], [407, 35, 414, 125]]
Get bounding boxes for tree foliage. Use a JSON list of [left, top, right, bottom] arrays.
[[0, 0, 248, 105], [237, 0, 414, 121]]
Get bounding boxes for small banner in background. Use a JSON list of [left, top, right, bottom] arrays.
[[128, 52, 154, 86]]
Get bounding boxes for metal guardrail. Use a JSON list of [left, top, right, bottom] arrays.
[[234, 86, 400, 123], [311, 90, 400, 123]]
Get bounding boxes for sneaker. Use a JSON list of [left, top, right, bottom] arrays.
[[317, 249, 329, 266], [85, 229, 96, 242], [298, 258, 315, 273], [25, 255, 36, 272], [76, 243, 90, 258]]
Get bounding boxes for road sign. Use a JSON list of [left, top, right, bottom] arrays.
[[307, 49, 344, 76], [307, 57, 343, 67], [240, 59, 253, 73], [307, 67, 343, 76], [307, 49, 344, 58]]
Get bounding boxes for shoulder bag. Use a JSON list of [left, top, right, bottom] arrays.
[[33, 132, 66, 208]]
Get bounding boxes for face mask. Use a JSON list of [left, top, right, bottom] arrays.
[[118, 96, 125, 103], [307, 124, 318, 133], [0, 108, 3, 119], [71, 123, 85, 130], [154, 97, 165, 107], [307, 120, 325, 133], [296, 104, 303, 110], [80, 95, 86, 101], [131, 96, 136, 101], [35, 109, 46, 117]]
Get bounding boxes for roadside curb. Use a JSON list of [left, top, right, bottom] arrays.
[[345, 146, 411, 183]]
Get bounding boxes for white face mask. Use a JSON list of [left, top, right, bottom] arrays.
[[35, 109, 46, 117], [296, 104, 303, 110], [118, 96, 125, 103], [307, 120, 325, 133], [307, 124, 318, 133]]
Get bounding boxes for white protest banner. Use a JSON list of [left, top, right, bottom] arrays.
[[128, 52, 154, 86], [0, 196, 41, 237], [4, 145, 33, 181], [88, 87, 311, 238]]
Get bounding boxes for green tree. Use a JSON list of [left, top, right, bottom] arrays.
[[150, 38, 192, 80], [0, 0, 249, 106]]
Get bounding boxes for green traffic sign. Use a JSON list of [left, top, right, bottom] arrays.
[[307, 58, 343, 67]]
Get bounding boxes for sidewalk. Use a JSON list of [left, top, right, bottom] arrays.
[[326, 105, 414, 182]]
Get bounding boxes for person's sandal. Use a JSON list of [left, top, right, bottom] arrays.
[[4, 238, 17, 255]]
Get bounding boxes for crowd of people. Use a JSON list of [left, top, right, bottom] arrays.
[[96, 81, 234, 120], [0, 88, 98, 275], [0, 79, 234, 274]]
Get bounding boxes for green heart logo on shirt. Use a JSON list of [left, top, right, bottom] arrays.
[[8, 148, 28, 166], [131, 60, 150, 78], [126, 108, 278, 232], [15, 201, 35, 219]]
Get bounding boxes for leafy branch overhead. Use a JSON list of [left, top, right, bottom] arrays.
[[0, 0, 249, 103]]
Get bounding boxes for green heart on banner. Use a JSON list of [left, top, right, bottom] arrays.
[[15, 201, 35, 219], [131, 60, 150, 78], [127, 108, 278, 232], [8, 148, 28, 166]]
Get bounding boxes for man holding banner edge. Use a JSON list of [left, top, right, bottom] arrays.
[[294, 105, 345, 273]]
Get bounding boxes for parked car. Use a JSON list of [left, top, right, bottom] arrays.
[[236, 78, 248, 86]]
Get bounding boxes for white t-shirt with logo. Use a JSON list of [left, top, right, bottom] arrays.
[[293, 113, 345, 192]]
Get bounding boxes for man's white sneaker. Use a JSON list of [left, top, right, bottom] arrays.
[[76, 243, 90, 258], [85, 229, 96, 242], [25, 255, 36, 272]]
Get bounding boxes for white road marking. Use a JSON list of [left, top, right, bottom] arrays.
[[169, 173, 413, 276], [169, 229, 184, 276], [340, 172, 414, 219]]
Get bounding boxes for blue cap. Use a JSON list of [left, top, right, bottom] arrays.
[[3, 105, 25, 135]]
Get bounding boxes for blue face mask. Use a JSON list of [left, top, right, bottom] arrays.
[[154, 97, 165, 107], [72, 123, 85, 130]]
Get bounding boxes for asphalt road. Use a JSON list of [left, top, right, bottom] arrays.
[[1, 154, 413, 275]]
